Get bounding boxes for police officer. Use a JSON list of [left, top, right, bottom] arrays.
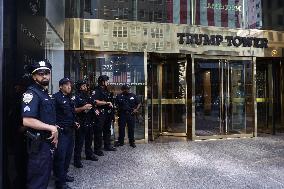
[[73, 80, 98, 168], [115, 84, 141, 148], [53, 78, 79, 189], [92, 75, 116, 156], [22, 60, 58, 189]]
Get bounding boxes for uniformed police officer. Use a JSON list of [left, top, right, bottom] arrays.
[[22, 60, 58, 189], [92, 75, 116, 156], [53, 78, 79, 189], [115, 84, 141, 148], [73, 80, 98, 168]]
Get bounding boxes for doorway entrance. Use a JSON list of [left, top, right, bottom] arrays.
[[256, 58, 284, 134], [192, 56, 255, 139], [148, 53, 188, 140]]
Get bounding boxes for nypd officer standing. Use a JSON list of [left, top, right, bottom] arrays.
[[73, 80, 98, 168], [22, 60, 58, 189], [92, 75, 116, 156], [53, 78, 79, 189], [115, 84, 141, 148]]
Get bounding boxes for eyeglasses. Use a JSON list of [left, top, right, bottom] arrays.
[[35, 70, 51, 76]]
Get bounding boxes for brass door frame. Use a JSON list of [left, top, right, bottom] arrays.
[[148, 54, 188, 137], [191, 55, 256, 140]]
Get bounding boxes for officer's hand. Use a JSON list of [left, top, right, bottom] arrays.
[[132, 109, 138, 114], [107, 102, 113, 108], [48, 126, 58, 148], [75, 122, 80, 129], [84, 104, 92, 110]]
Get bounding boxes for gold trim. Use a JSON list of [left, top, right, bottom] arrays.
[[160, 132, 187, 137], [193, 134, 254, 141], [148, 99, 186, 104], [256, 98, 267, 102], [232, 98, 245, 103], [256, 98, 274, 102]]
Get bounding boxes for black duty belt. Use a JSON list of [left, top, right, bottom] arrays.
[[121, 110, 134, 115], [58, 126, 74, 134], [99, 109, 112, 114], [26, 130, 50, 141]]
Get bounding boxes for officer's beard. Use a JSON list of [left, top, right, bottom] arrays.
[[40, 80, 49, 86], [35, 79, 49, 87]]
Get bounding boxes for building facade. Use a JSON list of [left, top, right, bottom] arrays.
[[1, 0, 284, 188], [65, 18, 284, 142]]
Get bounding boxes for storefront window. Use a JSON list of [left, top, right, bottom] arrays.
[[77, 52, 146, 140]]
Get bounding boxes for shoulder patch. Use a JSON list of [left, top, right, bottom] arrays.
[[24, 106, 31, 112], [23, 93, 33, 104]]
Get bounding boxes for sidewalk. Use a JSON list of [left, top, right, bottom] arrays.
[[61, 135, 284, 189]]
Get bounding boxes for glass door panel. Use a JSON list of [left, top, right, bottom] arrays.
[[195, 59, 221, 136], [194, 57, 254, 137], [148, 60, 160, 140], [148, 53, 187, 139], [161, 58, 186, 133], [227, 60, 253, 134], [256, 58, 283, 134]]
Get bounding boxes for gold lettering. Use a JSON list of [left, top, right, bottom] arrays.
[[235, 5, 242, 12], [204, 3, 242, 12]]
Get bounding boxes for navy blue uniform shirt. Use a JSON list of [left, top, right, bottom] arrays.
[[22, 83, 56, 125], [74, 92, 94, 125], [92, 86, 112, 109], [54, 91, 75, 128], [116, 92, 140, 113]]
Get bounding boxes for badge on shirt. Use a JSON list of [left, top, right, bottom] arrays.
[[23, 93, 33, 104], [130, 97, 134, 100], [24, 106, 31, 112], [71, 96, 75, 101], [92, 91, 96, 95]]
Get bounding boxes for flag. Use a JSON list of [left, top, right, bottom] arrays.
[[167, 0, 242, 28], [113, 72, 128, 83], [195, 0, 242, 28]]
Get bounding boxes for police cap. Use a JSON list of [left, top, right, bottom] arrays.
[[75, 80, 87, 90], [98, 75, 109, 83], [29, 60, 52, 74], [121, 84, 130, 90], [59, 77, 72, 86]]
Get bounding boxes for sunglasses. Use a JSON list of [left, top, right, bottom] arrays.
[[36, 70, 51, 76]]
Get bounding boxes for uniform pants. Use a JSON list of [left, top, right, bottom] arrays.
[[74, 125, 93, 162], [53, 129, 74, 187], [118, 113, 135, 144], [93, 113, 112, 150], [27, 141, 53, 189]]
